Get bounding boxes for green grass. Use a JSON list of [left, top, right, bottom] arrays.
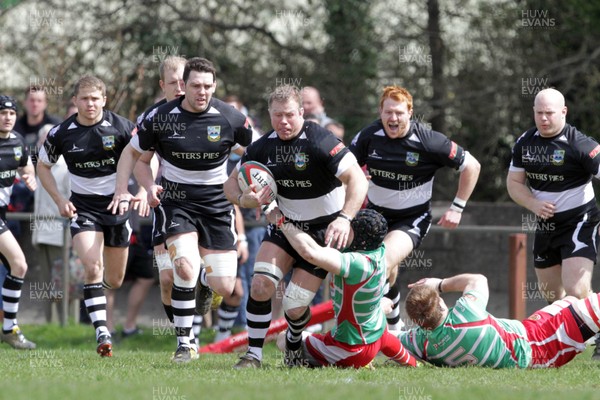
[[2, 324, 600, 400]]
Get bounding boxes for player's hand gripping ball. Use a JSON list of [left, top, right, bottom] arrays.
[[238, 161, 277, 204]]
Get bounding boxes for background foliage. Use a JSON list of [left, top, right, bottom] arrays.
[[1, 0, 599, 200]]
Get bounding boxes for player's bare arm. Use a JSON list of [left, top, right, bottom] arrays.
[[17, 160, 37, 191], [325, 163, 368, 250], [108, 142, 143, 215], [267, 208, 343, 275], [507, 170, 555, 219], [409, 273, 488, 298], [438, 152, 481, 228]]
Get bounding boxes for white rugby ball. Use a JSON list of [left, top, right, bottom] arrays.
[[238, 161, 277, 204]]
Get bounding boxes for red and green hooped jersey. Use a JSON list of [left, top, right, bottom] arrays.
[[329, 245, 387, 346], [399, 290, 532, 368]]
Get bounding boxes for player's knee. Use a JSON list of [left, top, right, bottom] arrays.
[[208, 276, 236, 297], [282, 282, 315, 318], [203, 253, 237, 280], [565, 284, 590, 300], [155, 252, 172, 272], [168, 237, 201, 288], [251, 262, 283, 301]]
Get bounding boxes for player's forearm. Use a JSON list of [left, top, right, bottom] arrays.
[[132, 158, 155, 192], [506, 176, 537, 212], [455, 152, 480, 201], [224, 174, 243, 205], [440, 274, 487, 294], [115, 144, 141, 194], [280, 222, 341, 274], [340, 165, 368, 217]]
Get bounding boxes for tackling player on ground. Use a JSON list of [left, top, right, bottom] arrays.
[[270, 208, 417, 368]]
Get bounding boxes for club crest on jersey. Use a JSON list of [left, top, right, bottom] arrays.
[[102, 135, 115, 150], [207, 126, 221, 142], [551, 150, 565, 166], [13, 147, 22, 161], [294, 153, 308, 170], [406, 152, 419, 166]]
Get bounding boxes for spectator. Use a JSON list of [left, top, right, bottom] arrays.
[[301, 86, 334, 127]]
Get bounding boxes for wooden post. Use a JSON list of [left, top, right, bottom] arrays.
[[509, 233, 527, 320]]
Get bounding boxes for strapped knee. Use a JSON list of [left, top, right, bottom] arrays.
[[203, 252, 238, 278], [253, 262, 284, 287], [167, 237, 201, 288], [282, 282, 316, 313]]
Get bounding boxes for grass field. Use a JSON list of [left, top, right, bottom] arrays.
[[1, 324, 600, 400]]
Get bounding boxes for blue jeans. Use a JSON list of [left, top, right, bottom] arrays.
[[234, 226, 266, 327]]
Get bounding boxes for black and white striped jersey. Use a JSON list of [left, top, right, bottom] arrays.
[[38, 110, 134, 196], [130, 96, 252, 202], [349, 120, 465, 217], [241, 121, 356, 224], [0, 131, 30, 207], [509, 124, 600, 213]]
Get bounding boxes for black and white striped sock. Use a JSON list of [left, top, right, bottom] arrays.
[[385, 281, 402, 330], [2, 274, 23, 332], [217, 301, 239, 333], [83, 283, 109, 340], [285, 307, 311, 351], [172, 285, 195, 348], [246, 296, 271, 361]]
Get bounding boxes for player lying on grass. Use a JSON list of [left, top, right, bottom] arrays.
[[267, 207, 417, 368], [399, 273, 600, 368]]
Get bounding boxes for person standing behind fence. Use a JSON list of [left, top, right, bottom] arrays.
[[507, 88, 600, 359], [349, 85, 480, 330], [37, 76, 140, 357], [0, 95, 37, 350]]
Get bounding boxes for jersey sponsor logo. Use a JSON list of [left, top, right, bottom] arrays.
[[329, 142, 344, 157], [589, 145, 600, 159], [207, 126, 221, 142], [0, 170, 17, 179], [13, 146, 22, 161], [406, 151, 419, 166], [102, 135, 115, 150], [551, 150, 565, 166], [294, 153, 308, 171], [448, 141, 458, 160]]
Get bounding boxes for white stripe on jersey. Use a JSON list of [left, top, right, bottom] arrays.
[[278, 185, 345, 222], [335, 152, 358, 177], [530, 181, 595, 213], [367, 179, 433, 211], [130, 134, 142, 153], [0, 186, 12, 207], [306, 335, 360, 363], [71, 173, 117, 196], [161, 159, 228, 185]]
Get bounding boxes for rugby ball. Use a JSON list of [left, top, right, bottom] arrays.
[[238, 161, 277, 204]]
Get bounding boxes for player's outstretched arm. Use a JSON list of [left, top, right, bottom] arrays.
[[409, 274, 488, 297]]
